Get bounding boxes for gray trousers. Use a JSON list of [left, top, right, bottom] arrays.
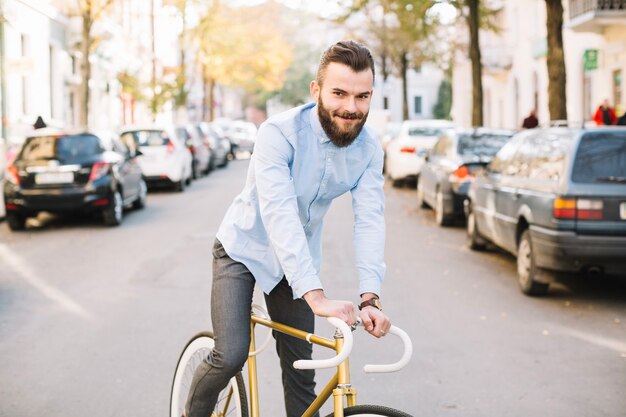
[[185, 239, 320, 417]]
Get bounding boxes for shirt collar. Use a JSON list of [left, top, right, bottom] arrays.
[[309, 103, 331, 144]]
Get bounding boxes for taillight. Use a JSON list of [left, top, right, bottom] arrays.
[[89, 161, 110, 182], [6, 164, 20, 185], [188, 145, 196, 155], [553, 197, 603, 220], [166, 141, 175, 154], [449, 165, 473, 182], [400, 147, 416, 153]]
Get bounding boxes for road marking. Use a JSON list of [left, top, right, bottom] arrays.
[[0, 243, 93, 320], [554, 325, 626, 354]]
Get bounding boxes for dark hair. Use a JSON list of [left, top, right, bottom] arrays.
[[316, 40, 375, 87]]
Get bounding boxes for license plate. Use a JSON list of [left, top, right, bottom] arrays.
[[35, 172, 74, 184], [621, 202, 626, 220]]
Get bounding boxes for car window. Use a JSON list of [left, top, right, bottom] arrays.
[[19, 134, 103, 162], [408, 127, 446, 137], [457, 133, 512, 157], [571, 131, 626, 183], [515, 132, 570, 180], [488, 134, 524, 174], [122, 130, 171, 147]]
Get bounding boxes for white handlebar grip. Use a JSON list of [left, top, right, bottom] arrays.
[[363, 325, 413, 373], [293, 317, 354, 370]]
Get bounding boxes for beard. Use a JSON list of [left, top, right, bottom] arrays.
[[317, 96, 369, 148]]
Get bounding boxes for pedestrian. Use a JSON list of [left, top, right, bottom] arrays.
[[522, 109, 539, 129], [592, 99, 617, 125], [182, 40, 390, 417], [617, 111, 626, 126], [33, 115, 47, 129]]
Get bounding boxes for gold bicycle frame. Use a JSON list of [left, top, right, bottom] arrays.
[[246, 314, 357, 417]]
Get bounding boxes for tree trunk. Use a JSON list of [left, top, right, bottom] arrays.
[[80, 13, 92, 128], [468, 0, 483, 127], [208, 78, 215, 121], [401, 51, 409, 120], [545, 0, 567, 122]]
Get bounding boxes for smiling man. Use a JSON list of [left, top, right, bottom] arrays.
[[184, 40, 389, 417]]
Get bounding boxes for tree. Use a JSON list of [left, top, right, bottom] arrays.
[[191, 1, 292, 120], [60, 0, 116, 128], [466, 0, 482, 126], [432, 78, 452, 119], [545, 0, 567, 122]]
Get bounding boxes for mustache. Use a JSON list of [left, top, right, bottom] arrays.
[[333, 111, 364, 120]]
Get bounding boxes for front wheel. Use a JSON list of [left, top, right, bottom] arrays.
[[325, 405, 412, 417], [170, 332, 248, 417]]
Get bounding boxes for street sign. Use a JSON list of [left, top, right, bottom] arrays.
[[584, 49, 598, 71]]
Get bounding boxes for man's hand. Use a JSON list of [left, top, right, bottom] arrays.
[[359, 306, 391, 338], [303, 289, 356, 326]]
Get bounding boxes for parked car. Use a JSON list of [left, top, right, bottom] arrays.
[[119, 126, 192, 192], [176, 124, 212, 179], [3, 129, 146, 230], [466, 127, 626, 295], [385, 119, 456, 186], [417, 128, 515, 226], [197, 122, 230, 168], [229, 120, 257, 155]]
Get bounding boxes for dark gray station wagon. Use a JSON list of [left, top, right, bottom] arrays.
[[466, 127, 626, 295]]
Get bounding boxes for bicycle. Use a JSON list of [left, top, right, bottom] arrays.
[[170, 304, 413, 417]]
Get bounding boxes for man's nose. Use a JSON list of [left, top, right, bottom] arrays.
[[343, 97, 357, 113]]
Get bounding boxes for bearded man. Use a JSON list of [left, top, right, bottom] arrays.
[[183, 40, 390, 417]]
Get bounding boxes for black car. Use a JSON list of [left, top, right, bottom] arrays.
[[466, 127, 626, 295], [417, 128, 515, 226], [3, 129, 146, 230]]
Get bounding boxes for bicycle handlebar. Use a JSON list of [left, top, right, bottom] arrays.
[[293, 317, 413, 373], [293, 317, 353, 370]]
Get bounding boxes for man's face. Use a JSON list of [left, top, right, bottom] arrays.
[[310, 62, 373, 148]]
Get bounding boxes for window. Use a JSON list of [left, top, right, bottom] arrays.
[[488, 132, 527, 175], [572, 132, 626, 183], [516, 132, 570, 181], [20, 134, 103, 162], [383, 96, 389, 110], [414, 96, 422, 115]]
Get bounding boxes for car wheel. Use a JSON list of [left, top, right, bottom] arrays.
[[416, 181, 428, 209], [435, 189, 453, 227], [6, 212, 27, 231], [133, 179, 147, 210], [103, 190, 123, 226], [466, 209, 486, 250], [517, 230, 549, 296], [191, 161, 198, 180]]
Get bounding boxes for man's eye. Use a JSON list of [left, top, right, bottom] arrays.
[[333, 91, 344, 96]]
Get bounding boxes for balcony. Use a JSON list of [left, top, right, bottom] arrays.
[[568, 0, 626, 33]]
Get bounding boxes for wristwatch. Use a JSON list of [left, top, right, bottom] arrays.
[[358, 298, 382, 312]]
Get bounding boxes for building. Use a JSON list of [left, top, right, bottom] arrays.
[[451, 0, 620, 129]]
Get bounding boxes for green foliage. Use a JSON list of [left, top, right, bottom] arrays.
[[432, 78, 452, 119]]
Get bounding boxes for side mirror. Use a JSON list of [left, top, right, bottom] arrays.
[[134, 149, 143, 157]]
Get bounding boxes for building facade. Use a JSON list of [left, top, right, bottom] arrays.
[[451, 0, 625, 129]]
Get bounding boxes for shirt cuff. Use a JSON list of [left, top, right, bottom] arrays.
[[358, 278, 382, 299], [289, 275, 324, 300]]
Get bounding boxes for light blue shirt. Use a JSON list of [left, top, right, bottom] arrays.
[[216, 102, 386, 299]]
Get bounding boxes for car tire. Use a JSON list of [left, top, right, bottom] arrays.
[[175, 177, 185, 192], [416, 181, 428, 208], [466, 208, 486, 250], [6, 212, 27, 231], [191, 161, 198, 180], [435, 189, 453, 227], [103, 190, 123, 226], [133, 179, 147, 210], [517, 230, 549, 296]]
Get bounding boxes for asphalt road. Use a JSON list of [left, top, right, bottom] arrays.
[[1, 158, 624, 417]]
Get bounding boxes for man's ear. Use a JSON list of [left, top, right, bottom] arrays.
[[310, 80, 320, 101]]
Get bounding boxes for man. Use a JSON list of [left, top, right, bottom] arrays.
[[522, 109, 538, 129], [184, 40, 390, 417], [593, 99, 617, 125]]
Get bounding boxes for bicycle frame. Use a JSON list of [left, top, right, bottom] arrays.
[[246, 314, 355, 417]]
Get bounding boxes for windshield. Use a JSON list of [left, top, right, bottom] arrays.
[[408, 127, 446, 137], [19, 134, 103, 162], [571, 131, 626, 183], [457, 133, 512, 157], [121, 130, 171, 147]]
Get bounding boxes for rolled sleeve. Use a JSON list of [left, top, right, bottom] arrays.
[[351, 144, 386, 296], [253, 122, 323, 298]]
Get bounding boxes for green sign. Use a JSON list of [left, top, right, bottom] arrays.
[[584, 49, 598, 71]]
